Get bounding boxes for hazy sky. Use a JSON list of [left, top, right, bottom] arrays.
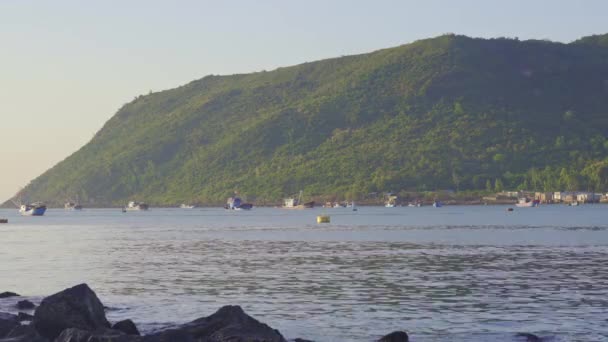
[[0, 0, 606, 201]]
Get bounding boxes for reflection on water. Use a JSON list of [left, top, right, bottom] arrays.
[[1, 206, 607, 341]]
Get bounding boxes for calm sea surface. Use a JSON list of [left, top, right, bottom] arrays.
[[1, 205, 607, 341]]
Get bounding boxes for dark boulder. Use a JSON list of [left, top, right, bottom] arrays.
[[2, 324, 47, 342], [15, 300, 35, 310], [55, 328, 142, 342], [145, 305, 286, 342], [0, 293, 19, 299], [142, 329, 194, 342], [16, 313, 32, 322], [0, 313, 19, 338], [33, 283, 110, 340], [516, 333, 543, 341], [378, 331, 409, 342], [112, 319, 140, 336]]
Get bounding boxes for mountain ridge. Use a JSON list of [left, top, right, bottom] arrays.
[[6, 33, 608, 207]]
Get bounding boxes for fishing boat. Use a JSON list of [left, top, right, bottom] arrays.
[[224, 197, 253, 210], [19, 202, 47, 216], [124, 201, 149, 211], [333, 201, 348, 208], [385, 195, 398, 208], [283, 190, 315, 209], [64, 201, 83, 210], [515, 198, 539, 208], [179, 204, 195, 209], [432, 200, 442, 208], [408, 201, 422, 207]]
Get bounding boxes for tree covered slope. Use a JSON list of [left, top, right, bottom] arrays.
[[9, 34, 608, 206]]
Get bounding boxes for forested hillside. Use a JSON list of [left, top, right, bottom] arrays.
[[8, 33, 608, 206]]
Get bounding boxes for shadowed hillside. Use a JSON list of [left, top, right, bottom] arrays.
[[7, 33, 608, 206]]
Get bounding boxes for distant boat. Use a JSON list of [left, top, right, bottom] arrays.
[[11, 195, 46, 216], [180, 204, 195, 209], [568, 201, 579, 206], [125, 201, 149, 211], [64, 201, 83, 210], [385, 194, 398, 208], [283, 190, 314, 209], [20, 202, 47, 216], [515, 198, 539, 208], [332, 201, 348, 208], [225, 197, 253, 210], [432, 201, 442, 208]]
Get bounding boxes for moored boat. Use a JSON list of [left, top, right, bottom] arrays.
[[125, 201, 149, 211], [225, 197, 253, 210], [432, 200, 442, 208], [385, 195, 398, 208], [180, 203, 195, 209], [333, 202, 347, 208], [20, 202, 47, 216], [515, 198, 539, 207], [64, 201, 83, 210], [283, 190, 314, 209]]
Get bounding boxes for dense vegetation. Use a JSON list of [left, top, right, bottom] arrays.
[[7, 33, 608, 206]]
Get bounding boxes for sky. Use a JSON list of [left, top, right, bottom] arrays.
[[0, 0, 606, 202]]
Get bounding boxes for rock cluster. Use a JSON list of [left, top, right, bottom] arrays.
[[0, 284, 287, 342], [0, 283, 546, 341]]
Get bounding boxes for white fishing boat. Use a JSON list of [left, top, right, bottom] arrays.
[[64, 201, 83, 210], [225, 197, 253, 210], [19, 202, 47, 216], [179, 204, 195, 209], [385, 195, 397, 208], [283, 190, 314, 209], [515, 198, 539, 208], [124, 201, 149, 211]]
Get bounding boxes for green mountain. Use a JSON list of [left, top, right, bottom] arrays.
[[8, 34, 608, 206]]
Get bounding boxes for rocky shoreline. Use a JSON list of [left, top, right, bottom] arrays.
[[0, 284, 544, 342]]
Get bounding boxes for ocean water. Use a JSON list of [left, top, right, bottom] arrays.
[[1, 205, 607, 341]]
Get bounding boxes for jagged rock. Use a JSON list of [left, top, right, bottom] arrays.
[[0, 293, 19, 299], [142, 329, 194, 342], [16, 313, 32, 322], [0, 313, 19, 338], [33, 283, 110, 340], [3, 324, 47, 342], [378, 331, 409, 342], [516, 333, 542, 342], [54, 328, 142, 342], [15, 300, 35, 310], [112, 319, 140, 336], [145, 305, 286, 342]]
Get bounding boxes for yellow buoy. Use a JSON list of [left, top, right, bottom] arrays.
[[317, 215, 330, 223]]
